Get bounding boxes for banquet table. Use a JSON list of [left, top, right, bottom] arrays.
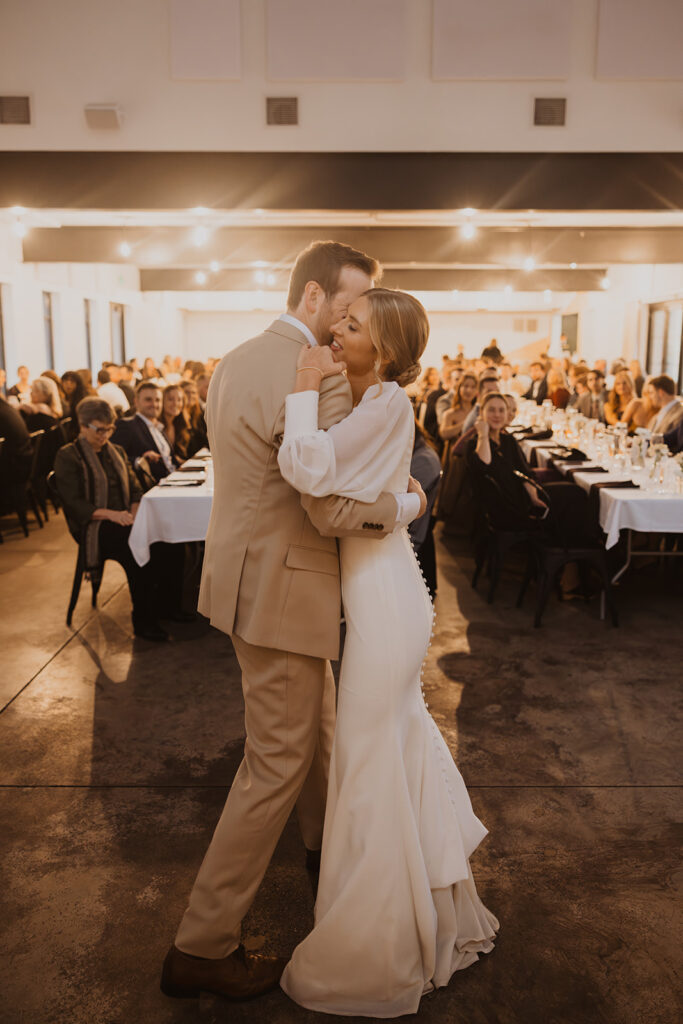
[[128, 453, 213, 567]]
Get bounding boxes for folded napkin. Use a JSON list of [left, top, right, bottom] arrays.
[[548, 447, 587, 462], [588, 478, 639, 515], [566, 465, 607, 477], [158, 478, 204, 488], [526, 429, 553, 441]]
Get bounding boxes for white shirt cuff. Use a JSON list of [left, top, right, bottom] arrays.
[[283, 390, 320, 443], [394, 492, 421, 530]]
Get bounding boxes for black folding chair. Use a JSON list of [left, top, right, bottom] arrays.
[[47, 471, 103, 626]]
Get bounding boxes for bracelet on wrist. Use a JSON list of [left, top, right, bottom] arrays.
[[296, 366, 324, 379]]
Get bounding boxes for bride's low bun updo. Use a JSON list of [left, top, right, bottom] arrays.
[[363, 288, 429, 389], [394, 362, 422, 388]]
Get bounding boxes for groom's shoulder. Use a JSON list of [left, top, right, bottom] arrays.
[[222, 321, 301, 370]]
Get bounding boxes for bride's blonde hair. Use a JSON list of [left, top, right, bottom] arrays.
[[364, 288, 429, 388]]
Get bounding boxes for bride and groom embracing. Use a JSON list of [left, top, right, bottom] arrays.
[[161, 240, 498, 1018]]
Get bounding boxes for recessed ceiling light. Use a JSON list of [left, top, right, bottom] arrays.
[[192, 206, 209, 215], [451, 289, 459, 297], [503, 284, 514, 296], [10, 206, 26, 215], [461, 223, 476, 240], [12, 220, 27, 238], [195, 271, 207, 285], [119, 241, 131, 257], [522, 257, 536, 272], [209, 260, 220, 273], [266, 272, 277, 286], [601, 276, 610, 290], [570, 262, 577, 269], [254, 269, 266, 284], [252, 260, 269, 267], [461, 207, 477, 217]]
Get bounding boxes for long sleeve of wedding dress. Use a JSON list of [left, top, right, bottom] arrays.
[[278, 379, 499, 1019], [278, 381, 413, 501]]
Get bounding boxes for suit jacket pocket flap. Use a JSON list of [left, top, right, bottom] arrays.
[[285, 544, 338, 576]]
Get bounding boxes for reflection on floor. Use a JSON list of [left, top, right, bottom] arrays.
[[0, 513, 680, 1024]]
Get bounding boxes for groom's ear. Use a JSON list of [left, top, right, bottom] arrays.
[[303, 280, 323, 313]]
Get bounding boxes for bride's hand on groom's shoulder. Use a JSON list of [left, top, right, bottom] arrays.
[[297, 343, 347, 379]]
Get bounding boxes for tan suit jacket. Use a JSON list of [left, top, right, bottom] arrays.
[[198, 318, 399, 661]]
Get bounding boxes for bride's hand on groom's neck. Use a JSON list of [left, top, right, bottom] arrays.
[[295, 344, 347, 393]]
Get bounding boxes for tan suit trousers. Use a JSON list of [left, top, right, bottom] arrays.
[[175, 635, 336, 958]]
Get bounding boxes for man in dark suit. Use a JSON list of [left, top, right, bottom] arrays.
[[111, 382, 178, 481], [523, 362, 548, 405], [53, 397, 168, 641], [575, 369, 607, 422]]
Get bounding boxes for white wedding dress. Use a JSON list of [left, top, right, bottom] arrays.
[[277, 381, 498, 1018]]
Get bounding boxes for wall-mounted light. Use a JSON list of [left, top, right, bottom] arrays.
[[570, 262, 577, 270], [119, 241, 132, 257], [601, 276, 611, 290], [522, 257, 536, 272], [209, 261, 220, 273], [195, 271, 207, 285], [461, 223, 476, 240]]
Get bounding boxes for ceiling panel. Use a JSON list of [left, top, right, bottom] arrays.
[[22, 225, 683, 267], [2, 152, 683, 211]]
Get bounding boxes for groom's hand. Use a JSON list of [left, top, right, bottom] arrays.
[[408, 476, 428, 519]]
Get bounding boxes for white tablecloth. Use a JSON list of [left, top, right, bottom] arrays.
[[572, 470, 633, 494], [128, 480, 213, 566], [519, 438, 556, 464], [599, 489, 683, 549]]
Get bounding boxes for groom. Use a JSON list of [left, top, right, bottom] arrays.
[[161, 241, 426, 1001]]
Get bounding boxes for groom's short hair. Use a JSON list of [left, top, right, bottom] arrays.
[[287, 240, 381, 309]]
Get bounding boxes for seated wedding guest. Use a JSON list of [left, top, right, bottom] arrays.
[[414, 367, 440, 426], [180, 379, 208, 454], [19, 377, 63, 430], [460, 372, 500, 435], [621, 379, 660, 431], [575, 369, 607, 421], [467, 393, 596, 546], [604, 370, 637, 427], [61, 370, 91, 419], [422, 366, 450, 445], [523, 361, 548, 405], [41, 370, 67, 410], [439, 373, 477, 447], [629, 359, 645, 397], [111, 381, 177, 482], [408, 422, 441, 600], [481, 340, 503, 365], [97, 368, 130, 416], [195, 372, 212, 411], [161, 384, 191, 462], [53, 398, 168, 642], [129, 357, 143, 382], [142, 357, 161, 380], [648, 375, 683, 435], [435, 363, 461, 426], [0, 368, 6, 398], [546, 369, 571, 409], [0, 395, 33, 483], [117, 364, 137, 406], [76, 367, 94, 391], [497, 362, 520, 396], [8, 364, 31, 403]]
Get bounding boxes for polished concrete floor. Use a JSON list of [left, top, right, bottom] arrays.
[[0, 511, 681, 1024]]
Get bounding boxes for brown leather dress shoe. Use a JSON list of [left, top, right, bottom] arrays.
[[160, 943, 286, 1000]]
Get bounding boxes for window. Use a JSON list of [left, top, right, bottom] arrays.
[[647, 302, 683, 392], [110, 302, 125, 363], [84, 299, 94, 371], [42, 291, 55, 370]]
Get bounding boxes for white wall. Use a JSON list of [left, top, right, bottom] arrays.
[[0, 226, 184, 379], [181, 307, 553, 367], [1, 0, 682, 152]]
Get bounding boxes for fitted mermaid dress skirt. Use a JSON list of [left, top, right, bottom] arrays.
[[278, 382, 499, 1018]]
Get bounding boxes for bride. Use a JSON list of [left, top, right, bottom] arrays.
[[277, 288, 498, 1018]]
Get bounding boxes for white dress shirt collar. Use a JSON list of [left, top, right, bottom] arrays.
[[136, 412, 174, 471], [279, 313, 318, 348]]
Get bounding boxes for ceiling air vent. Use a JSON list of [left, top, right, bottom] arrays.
[[533, 97, 566, 127], [0, 96, 31, 124], [266, 97, 298, 126]]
